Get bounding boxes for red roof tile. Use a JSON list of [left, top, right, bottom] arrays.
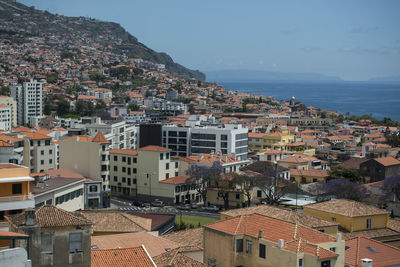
[[91, 246, 155, 267]]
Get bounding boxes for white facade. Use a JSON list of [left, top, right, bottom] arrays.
[[0, 96, 17, 128], [162, 124, 249, 160], [10, 79, 44, 125], [0, 106, 11, 131]]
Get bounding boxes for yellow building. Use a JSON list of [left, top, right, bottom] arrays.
[[290, 169, 329, 184], [0, 163, 34, 230], [303, 199, 390, 233], [204, 213, 345, 267], [206, 187, 246, 209], [248, 132, 295, 152], [220, 205, 339, 236]]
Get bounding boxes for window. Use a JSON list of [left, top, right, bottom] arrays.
[[299, 259, 304, 267], [259, 243, 266, 258], [69, 233, 82, 252], [49, 149, 53, 155], [89, 185, 97, 192], [331, 217, 336, 222], [45, 140, 50, 146], [114, 176, 117, 182], [122, 167, 126, 173], [12, 184, 22, 194], [166, 163, 169, 170], [160, 153, 164, 160], [41, 150, 44, 155], [128, 157, 131, 165], [133, 157, 137, 163], [321, 260, 331, 267], [114, 166, 118, 171], [122, 177, 126, 183], [175, 162, 178, 168], [114, 155, 118, 161], [133, 179, 137, 184], [366, 218, 372, 229], [127, 168, 131, 175], [122, 156, 126, 162], [236, 239, 243, 252], [236, 193, 240, 199], [127, 178, 131, 185], [166, 153, 170, 159], [41, 234, 53, 253], [246, 240, 252, 254], [329, 247, 336, 252], [166, 173, 169, 179], [41, 160, 44, 165], [49, 159, 53, 164], [257, 190, 262, 198]]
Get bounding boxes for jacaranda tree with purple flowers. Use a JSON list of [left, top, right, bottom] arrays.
[[382, 175, 400, 201]]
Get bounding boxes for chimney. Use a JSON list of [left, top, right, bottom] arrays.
[[199, 154, 203, 161], [258, 229, 264, 239], [25, 208, 36, 226], [211, 150, 215, 155], [278, 239, 284, 249], [336, 233, 342, 242], [361, 258, 372, 267]]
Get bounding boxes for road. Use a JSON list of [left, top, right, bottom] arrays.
[[111, 197, 220, 219]]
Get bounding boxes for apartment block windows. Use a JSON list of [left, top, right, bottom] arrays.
[[114, 155, 118, 161], [166, 163, 169, 170], [166, 153, 170, 159], [160, 153, 164, 160], [259, 243, 266, 259], [236, 239, 243, 252], [321, 260, 331, 267], [299, 259, 304, 267], [41, 150, 44, 155], [246, 240, 252, 254], [69, 233, 83, 252]]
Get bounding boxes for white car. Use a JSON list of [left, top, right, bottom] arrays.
[[204, 205, 219, 212]]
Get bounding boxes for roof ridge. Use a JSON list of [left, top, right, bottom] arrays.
[[43, 205, 90, 225], [293, 223, 298, 239], [168, 247, 180, 265], [234, 215, 244, 235]]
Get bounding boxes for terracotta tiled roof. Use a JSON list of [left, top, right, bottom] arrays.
[[139, 145, 170, 152], [290, 168, 329, 178], [159, 176, 194, 184], [77, 211, 151, 232], [206, 213, 337, 259], [248, 132, 267, 138], [388, 219, 400, 232], [220, 205, 338, 228], [164, 227, 204, 249], [278, 154, 317, 164], [22, 132, 52, 140], [6, 206, 91, 228], [62, 135, 93, 142], [109, 149, 138, 156], [336, 158, 369, 170], [180, 153, 241, 164], [341, 228, 400, 240], [128, 213, 175, 231], [0, 140, 13, 147], [91, 246, 155, 267], [373, 156, 400, 167], [153, 247, 209, 267], [305, 199, 390, 217], [0, 230, 28, 238], [345, 236, 400, 267], [91, 232, 180, 257], [92, 131, 109, 144]]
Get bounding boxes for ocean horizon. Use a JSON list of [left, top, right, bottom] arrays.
[[218, 81, 400, 121]]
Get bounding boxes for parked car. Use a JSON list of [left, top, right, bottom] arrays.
[[204, 205, 219, 212], [177, 204, 191, 210], [190, 203, 199, 209], [151, 199, 165, 207], [131, 201, 145, 207]]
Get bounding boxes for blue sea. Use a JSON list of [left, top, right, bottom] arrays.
[[219, 81, 400, 121]]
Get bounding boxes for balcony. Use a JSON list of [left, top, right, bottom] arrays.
[[0, 194, 34, 211]]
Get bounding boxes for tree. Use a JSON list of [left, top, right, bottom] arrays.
[[89, 72, 105, 83], [95, 100, 107, 110], [382, 176, 400, 201], [0, 86, 10, 96], [257, 175, 289, 205], [233, 173, 259, 207], [186, 162, 223, 207], [320, 179, 369, 200], [128, 103, 139, 111], [328, 166, 360, 182]]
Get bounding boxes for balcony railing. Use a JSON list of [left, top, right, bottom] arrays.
[[0, 194, 34, 202]]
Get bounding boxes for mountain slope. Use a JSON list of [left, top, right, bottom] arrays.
[[0, 0, 205, 80]]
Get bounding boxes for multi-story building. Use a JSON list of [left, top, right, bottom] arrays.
[[0, 105, 11, 131], [109, 146, 199, 204], [144, 97, 187, 116], [248, 132, 295, 152], [10, 79, 44, 125], [0, 96, 17, 128], [85, 120, 139, 150], [59, 132, 110, 191], [204, 213, 345, 267], [162, 124, 249, 159], [0, 163, 34, 230], [22, 132, 56, 173]]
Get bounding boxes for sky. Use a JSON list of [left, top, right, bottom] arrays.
[[20, 0, 400, 81]]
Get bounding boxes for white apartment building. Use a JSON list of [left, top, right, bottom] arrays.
[[10, 79, 44, 125], [86, 121, 139, 149], [22, 132, 56, 173], [162, 124, 249, 160], [0, 105, 11, 131], [144, 97, 187, 116], [0, 96, 17, 128]]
